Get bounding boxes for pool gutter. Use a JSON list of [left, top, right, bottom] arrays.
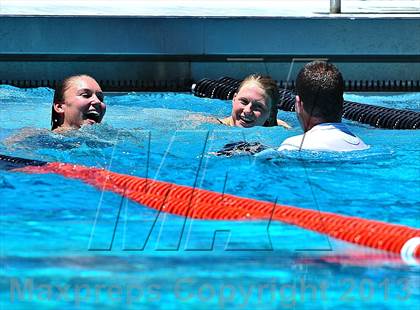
[[1, 15, 420, 90]]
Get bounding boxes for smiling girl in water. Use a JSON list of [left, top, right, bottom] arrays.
[[218, 74, 289, 128], [51, 75, 106, 132]]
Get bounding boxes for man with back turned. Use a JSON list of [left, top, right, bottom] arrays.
[[279, 61, 368, 152]]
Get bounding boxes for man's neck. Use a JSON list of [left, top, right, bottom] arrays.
[[303, 117, 323, 132], [303, 117, 341, 132]]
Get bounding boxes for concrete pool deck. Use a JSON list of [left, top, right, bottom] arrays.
[[1, 0, 419, 90], [1, 0, 419, 17]]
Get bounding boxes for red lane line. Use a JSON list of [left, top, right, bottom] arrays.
[[15, 162, 420, 258]]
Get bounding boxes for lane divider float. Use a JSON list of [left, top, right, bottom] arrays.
[[2, 154, 418, 262]]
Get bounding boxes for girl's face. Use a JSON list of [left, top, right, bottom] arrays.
[[231, 82, 271, 128], [55, 76, 106, 129]]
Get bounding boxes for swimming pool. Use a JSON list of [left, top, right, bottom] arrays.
[[1, 86, 419, 309]]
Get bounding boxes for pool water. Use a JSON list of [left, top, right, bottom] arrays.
[[0, 86, 419, 309]]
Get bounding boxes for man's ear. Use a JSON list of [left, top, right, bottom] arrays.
[[53, 101, 65, 114], [295, 95, 302, 113]]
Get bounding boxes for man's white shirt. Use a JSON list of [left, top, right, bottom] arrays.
[[278, 123, 369, 152]]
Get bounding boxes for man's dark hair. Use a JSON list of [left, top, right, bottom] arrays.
[[296, 61, 344, 122]]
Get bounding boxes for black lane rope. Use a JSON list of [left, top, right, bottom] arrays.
[[191, 77, 420, 129], [0, 154, 47, 171]]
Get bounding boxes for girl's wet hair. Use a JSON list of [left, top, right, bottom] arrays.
[[238, 74, 279, 127], [51, 74, 93, 130]]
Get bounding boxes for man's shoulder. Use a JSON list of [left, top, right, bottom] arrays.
[[317, 123, 369, 151], [278, 134, 305, 151], [278, 123, 369, 152]]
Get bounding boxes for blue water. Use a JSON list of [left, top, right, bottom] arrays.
[[1, 86, 419, 309]]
